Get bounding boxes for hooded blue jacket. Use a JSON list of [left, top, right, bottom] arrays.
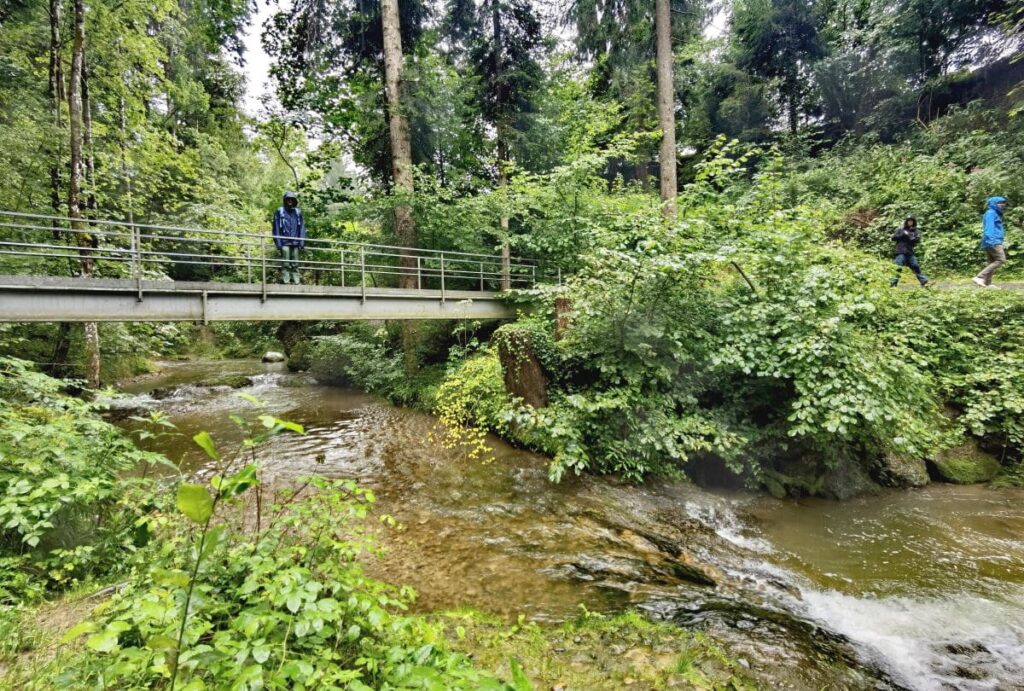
[[981, 196, 1007, 248], [273, 191, 305, 250]]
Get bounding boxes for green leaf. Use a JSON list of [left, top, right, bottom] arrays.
[[61, 621, 96, 643], [252, 644, 271, 664], [177, 484, 214, 524], [508, 658, 533, 691], [192, 431, 220, 460]]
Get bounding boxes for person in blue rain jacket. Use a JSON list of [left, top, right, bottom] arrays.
[[273, 191, 305, 284]]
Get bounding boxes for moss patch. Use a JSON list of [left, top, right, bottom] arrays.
[[932, 442, 1002, 484], [431, 608, 753, 690]]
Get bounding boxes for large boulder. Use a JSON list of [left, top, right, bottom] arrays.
[[820, 459, 881, 500], [873, 452, 930, 488], [930, 441, 1001, 484], [262, 351, 286, 363], [287, 339, 312, 372]]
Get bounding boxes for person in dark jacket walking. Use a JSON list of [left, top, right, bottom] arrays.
[[272, 191, 305, 284], [972, 196, 1008, 288], [890, 216, 929, 287]]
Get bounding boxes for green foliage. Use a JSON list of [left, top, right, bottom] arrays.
[[433, 350, 510, 461], [0, 358, 166, 602], [58, 448, 509, 689], [309, 329, 405, 395], [467, 142, 1024, 487], [788, 105, 1024, 274]]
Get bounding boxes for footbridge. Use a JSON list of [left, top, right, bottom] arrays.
[[0, 211, 540, 322]]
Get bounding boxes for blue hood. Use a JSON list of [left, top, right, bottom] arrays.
[[987, 196, 1007, 214]]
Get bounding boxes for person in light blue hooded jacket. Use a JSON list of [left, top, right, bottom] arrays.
[[972, 196, 1008, 288]]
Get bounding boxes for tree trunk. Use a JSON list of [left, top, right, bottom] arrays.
[[380, 0, 418, 373], [493, 2, 511, 290], [380, 0, 416, 284], [82, 54, 97, 217], [655, 0, 677, 220], [48, 0, 64, 221], [68, 0, 100, 389], [788, 89, 798, 135]]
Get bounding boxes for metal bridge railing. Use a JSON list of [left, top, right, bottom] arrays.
[[0, 210, 538, 299]]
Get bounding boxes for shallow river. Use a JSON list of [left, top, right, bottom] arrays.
[[114, 360, 1024, 691]]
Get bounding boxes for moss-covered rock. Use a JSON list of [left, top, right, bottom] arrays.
[[287, 340, 312, 372], [873, 452, 930, 488], [931, 441, 1002, 484], [197, 375, 253, 389]]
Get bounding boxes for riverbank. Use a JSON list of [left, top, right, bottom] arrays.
[[111, 360, 1024, 687], [4, 358, 1023, 688]]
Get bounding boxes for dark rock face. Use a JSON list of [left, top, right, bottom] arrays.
[[873, 452, 930, 488], [930, 440, 1001, 484], [761, 452, 883, 501]]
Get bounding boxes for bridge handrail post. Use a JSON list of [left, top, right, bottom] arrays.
[[531, 264, 536, 288], [479, 261, 484, 291], [131, 220, 142, 302], [245, 244, 252, 284], [360, 246, 365, 303], [340, 248, 345, 287], [417, 256, 421, 290], [440, 253, 446, 304], [261, 237, 267, 303]]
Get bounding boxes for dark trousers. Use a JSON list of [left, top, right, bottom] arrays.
[[891, 253, 928, 286]]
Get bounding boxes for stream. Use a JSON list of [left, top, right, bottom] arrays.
[[112, 360, 1024, 690]]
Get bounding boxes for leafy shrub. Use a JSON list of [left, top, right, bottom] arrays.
[[789, 105, 1024, 274], [60, 459, 507, 689], [309, 330, 405, 393], [0, 358, 165, 602], [433, 350, 511, 460]]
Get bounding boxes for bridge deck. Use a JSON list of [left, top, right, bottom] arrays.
[[0, 275, 516, 322]]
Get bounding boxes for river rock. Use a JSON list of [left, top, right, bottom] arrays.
[[930, 440, 1001, 484], [196, 375, 253, 389], [821, 459, 881, 500], [873, 452, 930, 488], [262, 351, 286, 363], [287, 339, 312, 371]]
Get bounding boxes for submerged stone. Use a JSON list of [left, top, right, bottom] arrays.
[[931, 441, 1001, 484]]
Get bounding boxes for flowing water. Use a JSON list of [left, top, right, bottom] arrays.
[[112, 360, 1024, 690]]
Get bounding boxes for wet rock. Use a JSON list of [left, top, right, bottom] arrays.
[[100, 404, 149, 421], [930, 441, 1001, 484], [667, 553, 718, 587], [821, 460, 881, 500], [873, 452, 930, 488], [151, 386, 176, 400], [262, 351, 286, 363], [945, 642, 989, 655], [571, 554, 648, 581], [196, 375, 253, 389]]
